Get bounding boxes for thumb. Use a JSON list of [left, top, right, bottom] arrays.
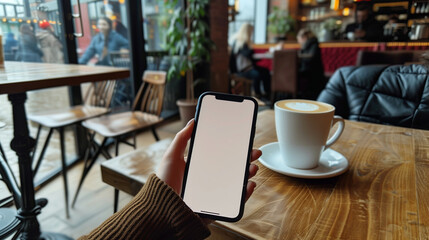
[[168, 119, 194, 158]]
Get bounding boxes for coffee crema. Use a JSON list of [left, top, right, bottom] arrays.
[[275, 99, 334, 113]]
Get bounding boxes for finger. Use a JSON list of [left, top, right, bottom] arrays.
[[250, 149, 262, 162], [245, 181, 256, 202], [248, 164, 258, 179], [167, 119, 194, 158]]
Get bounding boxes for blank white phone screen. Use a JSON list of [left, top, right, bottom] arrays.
[[183, 95, 255, 218]]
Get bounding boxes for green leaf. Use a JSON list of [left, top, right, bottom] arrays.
[[163, 0, 213, 91], [267, 7, 295, 35]]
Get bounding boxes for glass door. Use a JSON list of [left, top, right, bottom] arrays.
[[0, 0, 75, 187], [0, 1, 146, 196], [73, 0, 133, 111], [141, 0, 183, 117]]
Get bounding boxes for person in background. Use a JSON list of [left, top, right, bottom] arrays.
[[4, 32, 18, 61], [296, 28, 326, 100], [79, 17, 128, 66], [345, 4, 383, 41], [113, 18, 128, 40], [16, 24, 43, 62], [229, 23, 271, 99], [79, 17, 130, 109], [36, 21, 64, 63], [78, 119, 261, 239]]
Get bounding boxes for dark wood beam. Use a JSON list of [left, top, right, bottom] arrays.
[[209, 0, 229, 93]]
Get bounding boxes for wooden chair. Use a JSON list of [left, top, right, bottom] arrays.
[[109, 51, 134, 109], [229, 74, 267, 106], [72, 70, 167, 211], [27, 80, 116, 218], [230, 73, 253, 96], [100, 138, 172, 211], [271, 49, 299, 103]]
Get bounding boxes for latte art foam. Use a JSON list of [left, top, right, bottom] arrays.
[[276, 99, 334, 113], [285, 102, 319, 112]]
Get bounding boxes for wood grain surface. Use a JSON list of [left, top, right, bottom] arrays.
[[216, 110, 429, 240], [100, 109, 429, 239], [101, 138, 172, 196], [0, 61, 129, 94]]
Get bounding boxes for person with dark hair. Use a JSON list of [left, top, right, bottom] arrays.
[[16, 24, 44, 62], [345, 4, 383, 41], [79, 17, 128, 66], [296, 28, 326, 100], [113, 18, 128, 40]]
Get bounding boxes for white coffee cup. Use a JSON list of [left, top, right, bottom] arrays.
[[275, 99, 345, 169], [347, 32, 355, 41]]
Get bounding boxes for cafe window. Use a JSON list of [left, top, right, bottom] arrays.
[[75, 0, 129, 59], [141, 0, 173, 52], [228, 0, 256, 43], [73, 0, 133, 111], [228, 0, 268, 44], [0, 0, 74, 184], [141, 0, 173, 72]]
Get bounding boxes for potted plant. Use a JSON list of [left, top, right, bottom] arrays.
[[164, 0, 213, 124], [267, 6, 295, 42]]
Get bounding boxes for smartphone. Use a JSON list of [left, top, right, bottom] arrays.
[[181, 92, 258, 222]]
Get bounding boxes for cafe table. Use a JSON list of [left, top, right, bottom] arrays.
[[100, 108, 429, 239], [0, 61, 129, 239], [215, 109, 429, 239]]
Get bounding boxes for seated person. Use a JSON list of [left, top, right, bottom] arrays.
[[296, 29, 326, 100], [345, 4, 383, 42], [79, 17, 128, 66], [229, 23, 271, 98]]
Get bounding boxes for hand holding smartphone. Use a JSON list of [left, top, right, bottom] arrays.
[[181, 92, 258, 222]]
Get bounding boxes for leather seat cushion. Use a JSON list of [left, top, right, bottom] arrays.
[[318, 64, 429, 130]]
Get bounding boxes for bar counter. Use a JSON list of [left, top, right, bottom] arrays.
[[252, 41, 429, 75]]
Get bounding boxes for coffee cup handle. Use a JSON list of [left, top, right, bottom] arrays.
[[325, 116, 345, 149]]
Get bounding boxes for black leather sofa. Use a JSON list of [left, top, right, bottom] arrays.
[[317, 64, 429, 130]]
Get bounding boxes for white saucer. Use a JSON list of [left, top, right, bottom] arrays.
[[259, 142, 349, 179]]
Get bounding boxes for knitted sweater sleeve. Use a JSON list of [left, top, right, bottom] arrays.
[[78, 174, 211, 240]]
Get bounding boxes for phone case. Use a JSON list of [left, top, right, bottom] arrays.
[[181, 91, 258, 222]]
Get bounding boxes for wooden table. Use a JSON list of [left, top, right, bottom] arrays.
[[0, 61, 129, 239], [216, 110, 429, 239], [0, 62, 128, 94], [101, 109, 429, 239]]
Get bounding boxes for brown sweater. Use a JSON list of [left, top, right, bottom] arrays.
[[79, 174, 210, 240]]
